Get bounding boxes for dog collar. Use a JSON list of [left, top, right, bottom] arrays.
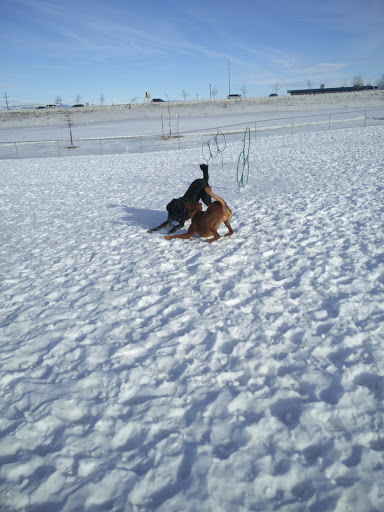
[[189, 209, 199, 219]]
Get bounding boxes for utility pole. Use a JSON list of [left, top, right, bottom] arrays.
[[224, 57, 231, 96], [4, 92, 10, 110]]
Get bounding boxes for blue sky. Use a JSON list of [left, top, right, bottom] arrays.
[[1, 0, 383, 106]]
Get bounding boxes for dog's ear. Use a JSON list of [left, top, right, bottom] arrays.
[[186, 202, 202, 214]]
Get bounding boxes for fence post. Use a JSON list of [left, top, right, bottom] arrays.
[[255, 121, 257, 140], [57, 141, 61, 157], [140, 137, 143, 153], [364, 110, 367, 128], [14, 142, 19, 159], [99, 139, 103, 155], [329, 114, 331, 130], [291, 119, 294, 135]]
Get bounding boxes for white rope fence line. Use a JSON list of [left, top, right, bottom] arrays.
[[1, 108, 383, 160]]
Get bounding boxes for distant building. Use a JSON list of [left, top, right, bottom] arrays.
[[287, 85, 378, 96]]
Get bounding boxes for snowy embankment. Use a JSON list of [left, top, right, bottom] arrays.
[[1, 89, 383, 135], [1, 90, 383, 160], [0, 110, 384, 510]]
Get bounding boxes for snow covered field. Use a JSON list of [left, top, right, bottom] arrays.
[[1, 93, 384, 511], [1, 90, 384, 145]]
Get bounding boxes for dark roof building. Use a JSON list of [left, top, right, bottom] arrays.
[[287, 85, 378, 95]]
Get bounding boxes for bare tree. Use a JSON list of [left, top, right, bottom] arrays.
[[352, 74, 364, 88], [181, 89, 189, 101], [62, 110, 75, 147], [211, 86, 218, 99], [128, 97, 137, 109], [75, 94, 81, 104], [164, 93, 172, 136], [272, 81, 280, 95], [240, 84, 248, 98], [100, 93, 105, 105], [376, 74, 384, 88], [55, 96, 62, 106], [307, 80, 312, 89]]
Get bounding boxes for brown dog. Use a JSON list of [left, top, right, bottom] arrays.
[[164, 187, 233, 243]]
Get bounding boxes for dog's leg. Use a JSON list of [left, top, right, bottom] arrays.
[[148, 217, 173, 233], [205, 231, 221, 243], [224, 221, 234, 237], [164, 233, 192, 240], [168, 221, 185, 234]]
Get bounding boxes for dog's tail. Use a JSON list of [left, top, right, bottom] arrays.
[[200, 163, 209, 181], [205, 187, 232, 214]]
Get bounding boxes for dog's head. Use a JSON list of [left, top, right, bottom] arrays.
[[167, 198, 187, 221], [186, 202, 203, 218]]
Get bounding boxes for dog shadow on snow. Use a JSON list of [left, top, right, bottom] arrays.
[[108, 204, 165, 231]]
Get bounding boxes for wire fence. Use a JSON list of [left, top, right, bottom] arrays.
[[1, 108, 383, 160]]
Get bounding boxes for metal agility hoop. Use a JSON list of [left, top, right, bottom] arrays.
[[202, 131, 226, 165], [237, 127, 250, 188]]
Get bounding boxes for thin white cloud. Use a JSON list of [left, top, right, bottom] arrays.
[[12, 0, 211, 57], [4, 0, 383, 100]]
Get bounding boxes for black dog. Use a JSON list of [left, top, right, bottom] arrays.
[[148, 164, 212, 233]]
